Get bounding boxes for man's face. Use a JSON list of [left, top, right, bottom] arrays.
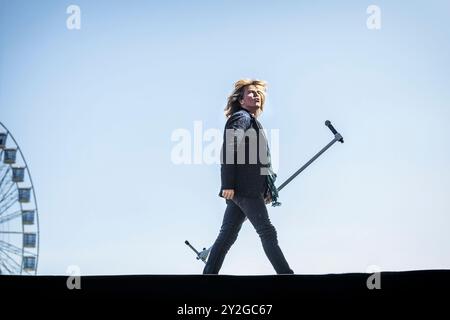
[[240, 85, 262, 114]]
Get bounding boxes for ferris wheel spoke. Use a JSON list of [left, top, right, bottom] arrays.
[[0, 181, 16, 203], [0, 239, 23, 256], [0, 239, 36, 257], [1, 259, 14, 274], [0, 170, 13, 193], [0, 189, 17, 206], [0, 248, 22, 268], [0, 210, 23, 224], [0, 166, 10, 187], [0, 195, 19, 216], [0, 186, 16, 207], [0, 165, 9, 177], [0, 249, 22, 274], [0, 166, 7, 178]]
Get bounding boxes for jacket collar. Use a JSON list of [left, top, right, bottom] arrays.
[[236, 106, 256, 119]]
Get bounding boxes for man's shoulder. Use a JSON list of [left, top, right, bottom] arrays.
[[230, 109, 252, 119], [226, 110, 254, 124], [225, 110, 254, 130]]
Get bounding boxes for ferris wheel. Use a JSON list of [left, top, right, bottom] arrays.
[[0, 121, 39, 275]]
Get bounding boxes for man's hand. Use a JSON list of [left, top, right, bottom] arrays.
[[264, 194, 272, 205], [222, 189, 235, 200]]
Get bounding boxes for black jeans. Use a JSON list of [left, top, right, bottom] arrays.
[[203, 193, 294, 274]]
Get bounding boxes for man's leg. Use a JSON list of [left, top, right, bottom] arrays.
[[233, 194, 294, 274], [203, 200, 246, 274]]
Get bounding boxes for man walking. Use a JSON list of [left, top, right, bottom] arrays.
[[203, 79, 294, 275]]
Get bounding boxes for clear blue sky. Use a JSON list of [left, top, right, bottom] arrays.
[[1, 0, 449, 275]]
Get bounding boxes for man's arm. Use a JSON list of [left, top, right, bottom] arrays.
[[220, 111, 252, 192]]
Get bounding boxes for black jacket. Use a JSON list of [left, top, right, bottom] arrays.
[[218, 107, 271, 198]]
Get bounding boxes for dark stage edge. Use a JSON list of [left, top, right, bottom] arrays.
[[1, 270, 449, 315]]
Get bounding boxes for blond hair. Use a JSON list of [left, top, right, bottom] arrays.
[[224, 79, 267, 118]]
